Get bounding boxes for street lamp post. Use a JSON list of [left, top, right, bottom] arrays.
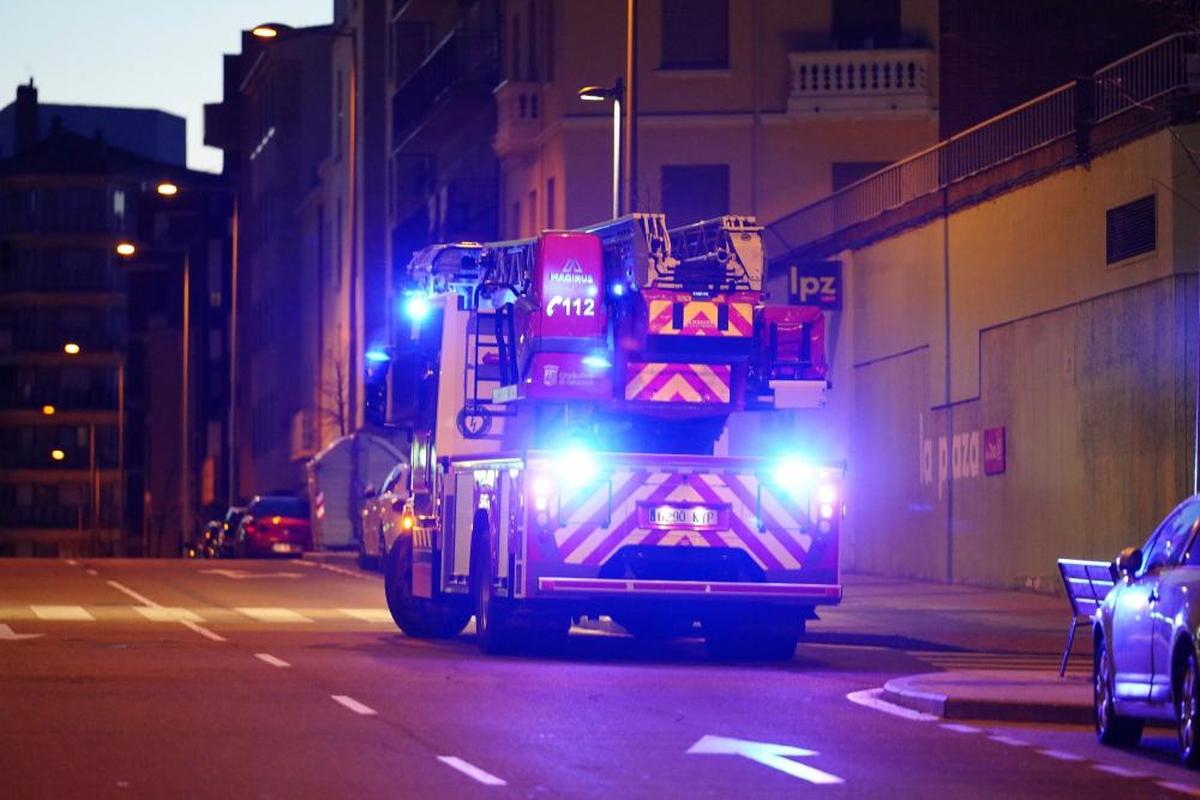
[[578, 79, 625, 219]]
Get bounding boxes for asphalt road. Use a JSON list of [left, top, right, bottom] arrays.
[[1, 558, 1197, 799]]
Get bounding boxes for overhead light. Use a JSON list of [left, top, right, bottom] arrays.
[[41, 405, 56, 416], [50, 449, 65, 461], [115, 241, 136, 257], [251, 25, 279, 39], [155, 182, 179, 196], [63, 343, 81, 355]]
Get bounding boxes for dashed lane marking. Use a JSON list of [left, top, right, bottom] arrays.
[[254, 653, 290, 668], [30, 605, 94, 621], [65, 559, 78, 566], [845, 689, 937, 721], [235, 607, 313, 623], [181, 620, 225, 642], [106, 580, 161, 608], [437, 756, 507, 787], [940, 724, 981, 734], [988, 735, 1031, 747], [1037, 749, 1086, 762], [1160, 781, 1200, 797], [85, 569, 98, 576], [332, 695, 377, 716], [133, 607, 203, 623], [1092, 764, 1148, 779], [339, 608, 393, 624]]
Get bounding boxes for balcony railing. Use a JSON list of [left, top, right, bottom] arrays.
[[787, 48, 934, 115], [493, 80, 542, 158], [769, 33, 1199, 256], [392, 29, 499, 144]]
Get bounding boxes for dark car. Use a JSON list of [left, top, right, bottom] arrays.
[[235, 496, 312, 557], [1094, 494, 1200, 768]]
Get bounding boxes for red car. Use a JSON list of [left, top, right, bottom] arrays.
[[235, 496, 312, 557]]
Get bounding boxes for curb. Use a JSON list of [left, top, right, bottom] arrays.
[[882, 673, 1095, 725]]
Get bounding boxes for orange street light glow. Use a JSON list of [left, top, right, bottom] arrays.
[[251, 26, 278, 38], [156, 182, 179, 196], [41, 405, 55, 415], [63, 343, 80, 355], [50, 449, 65, 461], [115, 241, 136, 257]]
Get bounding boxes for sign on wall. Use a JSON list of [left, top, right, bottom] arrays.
[[984, 427, 1006, 475], [788, 260, 842, 310]]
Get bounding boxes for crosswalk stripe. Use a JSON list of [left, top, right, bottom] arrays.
[[339, 608, 392, 624], [133, 607, 204, 623], [30, 605, 94, 621], [235, 607, 313, 623]]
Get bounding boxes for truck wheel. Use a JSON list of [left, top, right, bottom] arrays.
[[470, 529, 516, 654], [384, 537, 470, 638], [704, 615, 802, 662]]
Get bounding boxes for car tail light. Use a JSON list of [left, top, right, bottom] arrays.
[[402, 514, 415, 531]]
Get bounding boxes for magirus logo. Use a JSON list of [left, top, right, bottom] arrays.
[[548, 258, 594, 285]]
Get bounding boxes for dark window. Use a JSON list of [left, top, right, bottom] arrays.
[[832, 161, 892, 192], [546, 177, 556, 229], [661, 0, 728, 69], [832, 0, 901, 49], [1106, 194, 1155, 264], [1142, 499, 1200, 574], [511, 14, 521, 81], [527, 2, 538, 81], [662, 164, 729, 225]]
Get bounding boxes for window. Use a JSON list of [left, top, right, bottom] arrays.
[[1106, 194, 1155, 264], [832, 0, 902, 49], [528, 190, 537, 234], [1142, 499, 1200, 574], [511, 14, 521, 81], [662, 164, 729, 225], [511, 200, 521, 238], [546, 177, 556, 229], [661, 0, 728, 69], [832, 161, 891, 192]]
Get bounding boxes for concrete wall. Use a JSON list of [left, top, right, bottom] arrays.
[[824, 125, 1200, 591]]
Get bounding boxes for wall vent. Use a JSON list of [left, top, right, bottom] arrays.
[[1106, 194, 1155, 264]]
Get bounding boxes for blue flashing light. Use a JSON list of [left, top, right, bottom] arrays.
[[582, 353, 612, 370], [772, 456, 816, 493], [610, 282, 626, 298], [403, 294, 429, 321], [365, 349, 390, 364], [557, 445, 599, 490]]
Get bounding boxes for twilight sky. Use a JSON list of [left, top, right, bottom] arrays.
[[0, 0, 332, 173]]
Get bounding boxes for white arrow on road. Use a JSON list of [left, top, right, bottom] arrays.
[[0, 624, 45, 641], [200, 569, 304, 580], [688, 735, 844, 785]]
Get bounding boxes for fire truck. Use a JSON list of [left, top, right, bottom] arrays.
[[380, 213, 841, 658]]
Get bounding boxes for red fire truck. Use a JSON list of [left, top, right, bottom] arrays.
[[381, 214, 841, 658]]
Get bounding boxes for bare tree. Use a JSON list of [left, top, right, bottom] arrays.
[[320, 356, 349, 439]]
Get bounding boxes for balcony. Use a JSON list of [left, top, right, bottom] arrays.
[[787, 49, 934, 116], [392, 29, 499, 151], [493, 81, 542, 158]]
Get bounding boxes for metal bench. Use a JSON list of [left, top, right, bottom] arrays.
[[1056, 558, 1119, 676]]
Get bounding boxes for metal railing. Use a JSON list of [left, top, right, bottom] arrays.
[[787, 48, 934, 114], [392, 29, 499, 141], [769, 32, 1199, 256]]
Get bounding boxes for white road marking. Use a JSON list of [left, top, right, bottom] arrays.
[[332, 695, 376, 715], [1092, 764, 1147, 778], [988, 735, 1030, 747], [1037, 749, 1085, 762], [235, 607, 313, 623], [1159, 780, 1200, 797], [339, 608, 392, 623], [940, 724, 981, 734], [134, 607, 202, 623], [200, 569, 304, 580], [846, 688, 937, 721], [254, 653, 291, 668], [65, 559, 78, 566], [181, 620, 226, 642], [31, 605, 94, 621], [688, 735, 844, 785], [85, 569, 98, 576], [106, 581, 161, 608], [0, 624, 44, 641], [436, 756, 507, 787]]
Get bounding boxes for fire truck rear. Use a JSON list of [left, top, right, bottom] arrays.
[[381, 214, 841, 658]]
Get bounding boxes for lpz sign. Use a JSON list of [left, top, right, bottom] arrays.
[[788, 261, 842, 310]]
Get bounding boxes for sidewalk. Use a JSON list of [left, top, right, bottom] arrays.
[[828, 573, 1094, 724]]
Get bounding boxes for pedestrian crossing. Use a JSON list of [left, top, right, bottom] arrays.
[[908, 650, 1091, 675], [0, 605, 396, 627]]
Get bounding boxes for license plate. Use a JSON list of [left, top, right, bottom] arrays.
[[272, 543, 298, 553], [639, 504, 728, 530]]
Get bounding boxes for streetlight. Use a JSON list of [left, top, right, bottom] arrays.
[[251, 23, 291, 39], [63, 342, 80, 355], [155, 182, 179, 197], [578, 79, 624, 219], [116, 240, 192, 554], [42, 405, 55, 416], [50, 449, 65, 461]]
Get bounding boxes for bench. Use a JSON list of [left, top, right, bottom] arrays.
[[1056, 558, 1119, 676]]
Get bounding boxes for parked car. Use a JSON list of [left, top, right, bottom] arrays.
[[359, 462, 410, 571], [1094, 494, 1200, 768], [235, 496, 312, 558], [184, 521, 224, 559]]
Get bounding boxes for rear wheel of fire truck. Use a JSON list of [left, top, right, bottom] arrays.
[[470, 522, 518, 654], [703, 612, 803, 662], [384, 537, 470, 638]]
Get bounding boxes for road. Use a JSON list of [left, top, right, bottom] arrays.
[[0, 558, 1197, 799]]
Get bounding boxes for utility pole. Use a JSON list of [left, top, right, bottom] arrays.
[[623, 0, 638, 215]]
